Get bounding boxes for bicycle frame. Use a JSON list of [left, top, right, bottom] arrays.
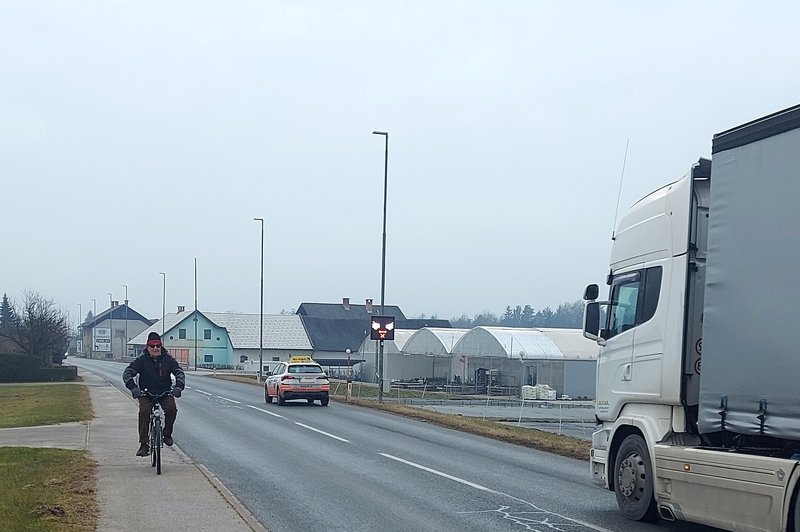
[[142, 390, 171, 475]]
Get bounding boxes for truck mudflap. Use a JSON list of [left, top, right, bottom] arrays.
[[654, 444, 800, 532], [590, 426, 611, 489]]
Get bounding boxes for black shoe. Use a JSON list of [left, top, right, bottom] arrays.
[[163, 435, 174, 447], [136, 444, 149, 456]]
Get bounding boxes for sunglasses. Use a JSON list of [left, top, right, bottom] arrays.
[[147, 343, 162, 348]]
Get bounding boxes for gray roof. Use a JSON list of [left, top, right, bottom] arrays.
[[129, 311, 312, 350], [297, 302, 406, 320], [205, 313, 311, 350]]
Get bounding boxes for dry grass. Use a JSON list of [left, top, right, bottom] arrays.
[[0, 384, 93, 428], [0, 383, 99, 530], [0, 447, 98, 531], [212, 374, 590, 461]]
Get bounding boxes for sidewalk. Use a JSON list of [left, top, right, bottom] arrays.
[[0, 370, 267, 532]]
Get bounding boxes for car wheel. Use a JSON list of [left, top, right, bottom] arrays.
[[320, 396, 329, 406], [277, 386, 285, 405], [265, 385, 273, 404], [307, 398, 315, 405]]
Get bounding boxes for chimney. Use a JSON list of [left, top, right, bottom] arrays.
[[342, 297, 350, 311], [365, 298, 373, 314], [112, 300, 119, 307], [177, 306, 185, 313]]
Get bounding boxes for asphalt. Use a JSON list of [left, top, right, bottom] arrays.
[[0, 370, 268, 532]]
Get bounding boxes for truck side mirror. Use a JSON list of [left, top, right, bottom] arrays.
[[583, 301, 602, 341], [584, 284, 599, 301]]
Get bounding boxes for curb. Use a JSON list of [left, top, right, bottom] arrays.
[[196, 463, 270, 532]]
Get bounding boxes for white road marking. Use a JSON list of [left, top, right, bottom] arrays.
[[218, 396, 241, 404], [247, 405, 285, 419], [195, 390, 212, 396], [294, 422, 350, 442], [379, 453, 614, 532]]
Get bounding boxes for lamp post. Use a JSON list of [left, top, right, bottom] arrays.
[[253, 217, 264, 383], [372, 130, 388, 403], [107, 292, 113, 358], [90, 298, 96, 359], [122, 284, 128, 358], [77, 303, 82, 356], [159, 272, 166, 334]]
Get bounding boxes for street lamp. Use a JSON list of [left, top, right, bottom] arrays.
[[253, 217, 264, 383], [107, 292, 113, 358], [90, 298, 96, 359], [122, 284, 128, 358], [372, 130, 389, 403], [77, 303, 82, 356], [159, 272, 166, 334]]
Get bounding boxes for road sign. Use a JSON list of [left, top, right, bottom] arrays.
[[370, 316, 395, 340]]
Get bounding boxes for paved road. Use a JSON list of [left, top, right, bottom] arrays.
[[75, 358, 721, 532]]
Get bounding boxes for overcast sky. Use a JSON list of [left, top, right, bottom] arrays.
[[2, 1, 799, 326]]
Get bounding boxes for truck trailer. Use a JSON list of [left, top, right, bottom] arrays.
[[582, 103, 800, 531]]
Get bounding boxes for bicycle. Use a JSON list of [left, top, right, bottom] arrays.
[[142, 390, 172, 475]]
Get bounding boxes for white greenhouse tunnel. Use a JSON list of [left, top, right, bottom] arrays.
[[356, 326, 599, 399]]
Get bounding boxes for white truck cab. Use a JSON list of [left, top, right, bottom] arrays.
[[583, 105, 800, 531]]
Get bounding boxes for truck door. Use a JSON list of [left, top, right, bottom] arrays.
[[598, 270, 642, 404]]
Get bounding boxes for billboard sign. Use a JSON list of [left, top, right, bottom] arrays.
[[93, 327, 111, 351]]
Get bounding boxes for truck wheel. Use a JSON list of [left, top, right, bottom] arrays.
[[791, 485, 800, 532], [615, 434, 657, 521]]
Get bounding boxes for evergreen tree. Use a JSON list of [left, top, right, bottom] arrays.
[[521, 305, 535, 327], [534, 307, 555, 327], [512, 305, 523, 326], [0, 293, 17, 332], [501, 306, 514, 325]]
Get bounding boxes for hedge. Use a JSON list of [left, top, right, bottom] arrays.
[[0, 353, 78, 383]]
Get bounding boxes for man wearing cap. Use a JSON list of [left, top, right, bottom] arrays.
[[123, 332, 186, 457]]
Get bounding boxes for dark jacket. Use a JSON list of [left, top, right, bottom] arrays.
[[123, 348, 186, 395]]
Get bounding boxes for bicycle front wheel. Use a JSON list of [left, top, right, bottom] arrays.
[[154, 418, 162, 475], [150, 419, 157, 468]]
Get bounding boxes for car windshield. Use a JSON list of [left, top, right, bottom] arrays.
[[288, 365, 323, 374]]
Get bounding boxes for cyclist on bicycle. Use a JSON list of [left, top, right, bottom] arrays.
[[123, 332, 186, 457]]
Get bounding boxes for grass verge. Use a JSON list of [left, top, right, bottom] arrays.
[[212, 374, 590, 460], [0, 447, 97, 531], [0, 384, 93, 429]]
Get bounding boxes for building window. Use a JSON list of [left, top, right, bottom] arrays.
[[272, 357, 280, 361], [179, 329, 186, 339], [204, 354, 213, 363], [204, 329, 211, 340]]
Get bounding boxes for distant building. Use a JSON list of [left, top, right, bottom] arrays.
[[80, 302, 151, 360], [129, 308, 312, 371], [356, 326, 599, 399], [297, 298, 450, 370]]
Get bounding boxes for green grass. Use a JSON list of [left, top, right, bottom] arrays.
[[0, 385, 93, 429], [213, 374, 591, 460], [0, 447, 97, 531]]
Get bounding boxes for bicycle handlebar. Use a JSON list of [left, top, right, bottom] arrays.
[[141, 390, 173, 399]]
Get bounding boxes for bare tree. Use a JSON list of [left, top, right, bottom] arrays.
[[5, 291, 69, 366]]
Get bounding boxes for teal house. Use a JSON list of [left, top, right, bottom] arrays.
[[129, 307, 312, 370]]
